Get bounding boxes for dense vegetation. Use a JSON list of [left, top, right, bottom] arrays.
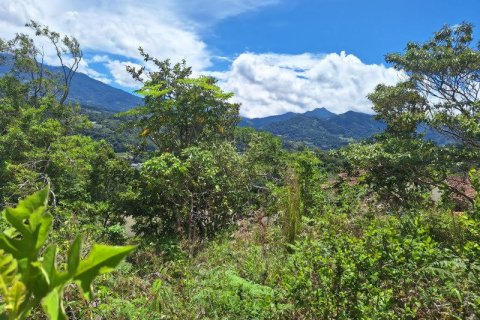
[[1, 21, 479, 319]]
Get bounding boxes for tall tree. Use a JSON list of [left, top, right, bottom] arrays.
[[346, 23, 480, 208], [123, 49, 240, 154], [1, 20, 82, 107], [0, 22, 89, 207], [371, 23, 480, 149]]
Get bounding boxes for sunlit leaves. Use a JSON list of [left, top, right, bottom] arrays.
[[121, 55, 239, 153], [380, 23, 480, 149], [354, 23, 480, 208], [74, 244, 135, 300], [0, 187, 135, 319]]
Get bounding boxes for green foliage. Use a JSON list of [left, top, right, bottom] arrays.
[[274, 168, 303, 247], [287, 150, 328, 215], [344, 136, 438, 208], [346, 23, 480, 209], [281, 210, 480, 319], [80, 203, 480, 319], [0, 187, 135, 319], [122, 54, 239, 154], [377, 23, 480, 148], [470, 168, 480, 215], [80, 108, 147, 153], [3, 20, 480, 320], [91, 229, 291, 320], [190, 269, 278, 319], [132, 143, 250, 245]]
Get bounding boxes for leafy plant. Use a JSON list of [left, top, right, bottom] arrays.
[[0, 187, 135, 319], [275, 167, 303, 247]]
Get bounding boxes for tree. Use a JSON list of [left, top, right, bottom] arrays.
[[346, 23, 480, 208], [130, 142, 250, 251], [372, 23, 479, 149], [0, 22, 90, 205], [1, 20, 82, 107], [123, 50, 240, 154]]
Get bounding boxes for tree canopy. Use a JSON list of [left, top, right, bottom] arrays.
[[122, 51, 240, 154]]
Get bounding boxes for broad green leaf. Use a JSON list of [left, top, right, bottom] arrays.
[[0, 186, 135, 317], [41, 245, 57, 286], [31, 212, 53, 251], [0, 188, 51, 260], [74, 244, 136, 299], [3, 208, 31, 240], [67, 237, 82, 276], [41, 287, 67, 320], [0, 235, 31, 260], [38, 246, 70, 297], [2, 188, 48, 230]]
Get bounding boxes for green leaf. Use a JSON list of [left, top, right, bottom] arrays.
[[41, 245, 57, 286], [0, 187, 135, 317], [67, 236, 82, 276], [5, 281, 26, 316], [41, 287, 67, 320], [0, 250, 18, 295], [0, 187, 51, 260], [3, 208, 30, 240], [31, 212, 53, 251], [74, 244, 136, 299], [3, 188, 49, 232]]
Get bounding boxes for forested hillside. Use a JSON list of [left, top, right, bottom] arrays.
[[1, 21, 480, 320], [0, 54, 143, 112]]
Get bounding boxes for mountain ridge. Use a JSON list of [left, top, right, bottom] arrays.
[[1, 57, 447, 149], [240, 107, 386, 149], [0, 55, 143, 112]]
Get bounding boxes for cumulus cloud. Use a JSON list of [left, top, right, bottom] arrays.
[[0, 1, 403, 117], [0, 0, 278, 89], [211, 52, 404, 117], [105, 59, 142, 88], [0, 0, 210, 71], [88, 55, 111, 64], [0, 0, 277, 71], [79, 63, 112, 84]]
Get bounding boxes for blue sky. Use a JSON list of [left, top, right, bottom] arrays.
[[205, 0, 480, 66], [1, 0, 479, 117]]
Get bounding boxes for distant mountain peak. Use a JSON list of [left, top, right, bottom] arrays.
[[240, 106, 386, 149], [303, 107, 336, 119]]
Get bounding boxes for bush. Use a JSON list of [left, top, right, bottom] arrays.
[[281, 212, 480, 319]]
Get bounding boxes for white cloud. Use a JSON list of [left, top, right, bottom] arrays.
[[89, 55, 110, 63], [0, 0, 278, 89], [0, 0, 276, 71], [0, 0, 210, 70], [105, 59, 142, 88], [0, 1, 404, 117], [210, 52, 403, 117], [171, 0, 279, 27], [79, 65, 112, 84]]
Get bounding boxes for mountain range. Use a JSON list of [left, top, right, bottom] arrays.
[[0, 55, 142, 112], [240, 108, 387, 149], [67, 71, 143, 112], [1, 58, 448, 149]]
